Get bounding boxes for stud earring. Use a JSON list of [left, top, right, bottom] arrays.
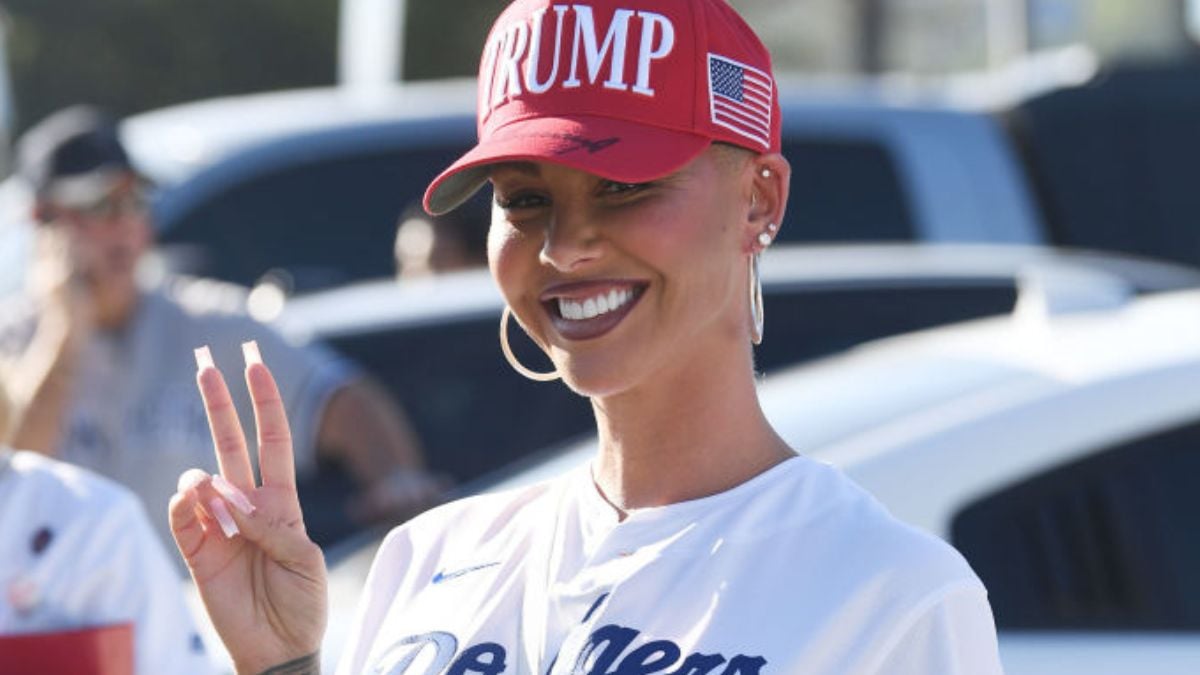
[[757, 223, 776, 248], [760, 168, 771, 178]]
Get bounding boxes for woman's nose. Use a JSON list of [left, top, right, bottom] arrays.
[[539, 206, 601, 272]]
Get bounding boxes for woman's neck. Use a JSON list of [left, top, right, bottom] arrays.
[[589, 344, 794, 514]]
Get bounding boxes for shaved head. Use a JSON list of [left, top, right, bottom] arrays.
[[709, 142, 758, 177]]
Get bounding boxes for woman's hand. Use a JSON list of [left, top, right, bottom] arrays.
[[170, 341, 327, 674]]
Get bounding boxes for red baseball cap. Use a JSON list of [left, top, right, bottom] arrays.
[[423, 0, 781, 214]]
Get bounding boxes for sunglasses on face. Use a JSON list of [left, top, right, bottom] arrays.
[[54, 185, 150, 224]]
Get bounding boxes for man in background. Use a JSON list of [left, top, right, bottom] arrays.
[[0, 106, 443, 563]]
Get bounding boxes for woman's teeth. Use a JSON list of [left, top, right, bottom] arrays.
[[558, 288, 634, 320]]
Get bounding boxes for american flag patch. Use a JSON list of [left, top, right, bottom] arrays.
[[707, 54, 773, 148]]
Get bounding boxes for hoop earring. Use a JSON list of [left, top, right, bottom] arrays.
[[499, 306, 560, 382], [750, 253, 764, 345]]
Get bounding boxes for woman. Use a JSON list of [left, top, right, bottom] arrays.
[[170, 1, 1005, 673]]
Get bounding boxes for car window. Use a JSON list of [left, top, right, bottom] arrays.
[[777, 139, 916, 244], [1011, 62, 1200, 270], [325, 315, 594, 478], [755, 284, 1016, 373], [296, 281, 1015, 547], [315, 283, 1016, 479], [951, 418, 1200, 630], [157, 143, 488, 292], [156, 136, 916, 295], [297, 313, 594, 547]]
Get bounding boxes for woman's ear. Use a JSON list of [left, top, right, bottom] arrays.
[[743, 153, 790, 254]]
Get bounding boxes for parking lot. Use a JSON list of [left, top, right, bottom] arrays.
[[4, 3, 1200, 673]]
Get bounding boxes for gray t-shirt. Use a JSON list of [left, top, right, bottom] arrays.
[[0, 277, 353, 565]]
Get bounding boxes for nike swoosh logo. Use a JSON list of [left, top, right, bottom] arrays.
[[431, 562, 502, 585]]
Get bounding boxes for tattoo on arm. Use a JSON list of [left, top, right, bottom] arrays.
[[257, 652, 320, 675]]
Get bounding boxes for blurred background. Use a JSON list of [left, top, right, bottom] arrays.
[[2, 1, 1200, 673], [1, 0, 1198, 275], [3, 0, 1200, 129]]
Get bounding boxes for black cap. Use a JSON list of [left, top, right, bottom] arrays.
[[16, 105, 133, 208]]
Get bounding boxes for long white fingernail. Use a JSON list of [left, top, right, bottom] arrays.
[[242, 340, 262, 366], [194, 345, 214, 371], [212, 474, 256, 515], [209, 498, 240, 538]]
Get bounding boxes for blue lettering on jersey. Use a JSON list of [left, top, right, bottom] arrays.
[[374, 631, 459, 675], [570, 624, 639, 673], [719, 656, 767, 675], [448, 642, 507, 675], [609, 639, 680, 674], [582, 593, 610, 623], [369, 624, 765, 675], [667, 653, 727, 675], [432, 562, 503, 585]]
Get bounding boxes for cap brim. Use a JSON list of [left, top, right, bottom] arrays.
[[44, 167, 132, 209], [424, 115, 712, 215]]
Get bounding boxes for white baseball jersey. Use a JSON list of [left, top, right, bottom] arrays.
[[338, 456, 1004, 675], [0, 448, 217, 675]]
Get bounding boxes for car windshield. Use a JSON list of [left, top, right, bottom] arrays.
[[155, 136, 916, 293], [1012, 60, 1200, 271]]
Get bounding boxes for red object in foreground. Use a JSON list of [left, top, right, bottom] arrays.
[[0, 622, 133, 675]]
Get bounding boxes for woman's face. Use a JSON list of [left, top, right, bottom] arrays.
[[487, 145, 760, 397]]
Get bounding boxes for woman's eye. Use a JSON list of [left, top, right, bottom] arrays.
[[495, 192, 547, 210], [601, 181, 648, 195]]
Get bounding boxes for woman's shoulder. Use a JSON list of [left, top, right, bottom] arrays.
[[6, 449, 142, 516], [2, 450, 154, 573], [739, 456, 983, 596], [778, 459, 999, 669]]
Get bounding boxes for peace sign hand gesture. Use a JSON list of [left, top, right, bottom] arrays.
[[170, 342, 327, 674]]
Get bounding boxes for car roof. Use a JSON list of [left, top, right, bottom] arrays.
[[789, 287, 1200, 529], [119, 79, 479, 186], [120, 75, 1015, 191], [767, 286, 1200, 447]]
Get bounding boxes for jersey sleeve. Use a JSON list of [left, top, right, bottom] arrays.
[[871, 582, 1006, 675]]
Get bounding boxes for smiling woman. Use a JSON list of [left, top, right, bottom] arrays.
[[486, 148, 771, 398], [170, 2, 1006, 674]]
